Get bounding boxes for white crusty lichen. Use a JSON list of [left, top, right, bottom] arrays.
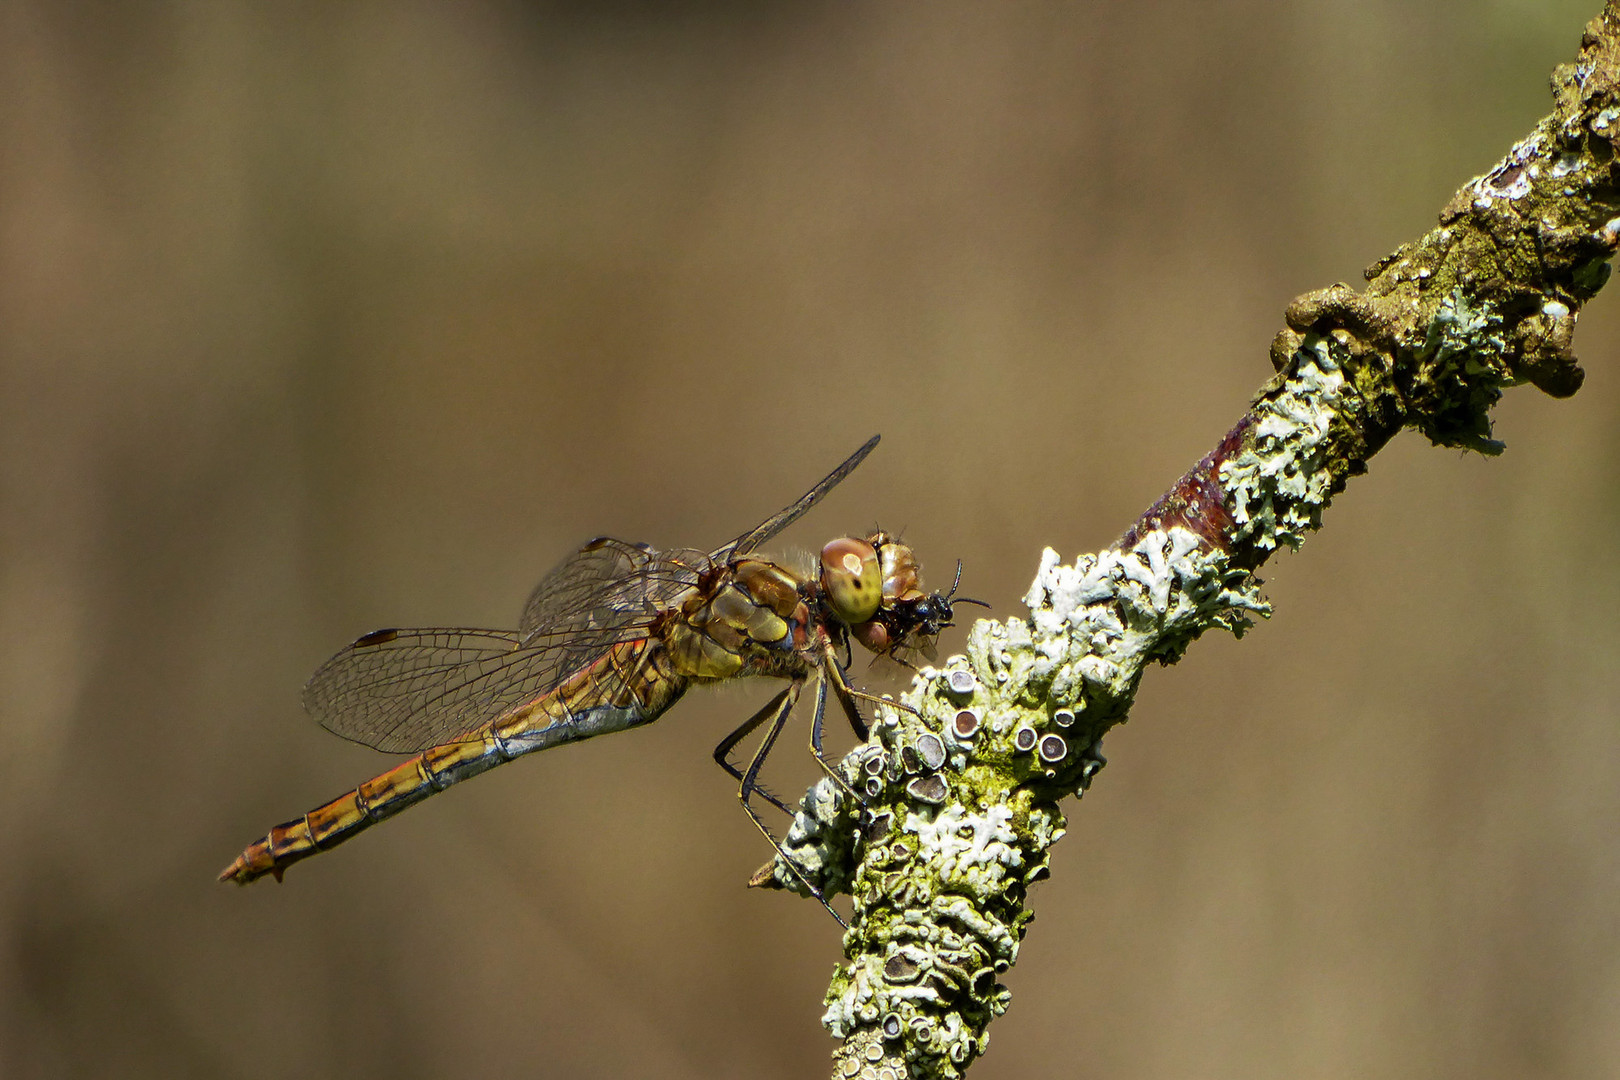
[[902, 804, 1020, 891], [788, 528, 1271, 1080], [772, 773, 858, 898], [777, 356, 1354, 1079], [1469, 130, 1546, 206], [1219, 339, 1347, 551], [1018, 526, 1271, 710], [803, 291, 1555, 1074]]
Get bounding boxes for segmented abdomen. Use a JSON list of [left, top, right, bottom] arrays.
[[219, 638, 687, 884]]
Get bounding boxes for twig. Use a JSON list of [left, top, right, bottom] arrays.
[[755, 6, 1620, 1079]]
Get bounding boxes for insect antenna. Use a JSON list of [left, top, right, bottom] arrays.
[[943, 559, 991, 610]]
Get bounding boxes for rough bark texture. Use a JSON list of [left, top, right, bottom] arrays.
[[758, 8, 1620, 1078]]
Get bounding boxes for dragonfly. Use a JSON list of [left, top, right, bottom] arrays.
[[219, 434, 976, 914]]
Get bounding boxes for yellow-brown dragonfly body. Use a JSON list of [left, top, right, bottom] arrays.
[[220, 436, 966, 895]]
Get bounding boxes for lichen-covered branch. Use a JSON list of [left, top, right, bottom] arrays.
[[763, 9, 1620, 1079]]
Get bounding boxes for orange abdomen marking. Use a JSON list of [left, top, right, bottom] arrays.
[[219, 639, 686, 885]]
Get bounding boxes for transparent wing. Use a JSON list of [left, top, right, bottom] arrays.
[[512, 436, 878, 688], [309, 540, 713, 754], [519, 435, 879, 638], [304, 628, 568, 754], [518, 536, 709, 648], [709, 434, 880, 562], [308, 436, 880, 755]]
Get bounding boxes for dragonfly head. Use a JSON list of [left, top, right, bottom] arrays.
[[823, 532, 987, 659]]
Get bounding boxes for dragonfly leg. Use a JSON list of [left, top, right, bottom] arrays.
[[730, 678, 847, 927], [713, 687, 798, 816], [818, 645, 870, 740], [824, 646, 921, 731], [807, 672, 867, 807]]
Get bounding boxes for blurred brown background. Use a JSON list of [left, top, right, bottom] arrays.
[[3, 2, 1618, 1077]]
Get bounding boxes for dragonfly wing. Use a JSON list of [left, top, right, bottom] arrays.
[[312, 437, 880, 755], [303, 627, 637, 754], [520, 435, 878, 641], [711, 434, 880, 561], [518, 536, 709, 648], [310, 539, 708, 754]]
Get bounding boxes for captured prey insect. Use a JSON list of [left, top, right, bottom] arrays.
[[218, 435, 981, 916]]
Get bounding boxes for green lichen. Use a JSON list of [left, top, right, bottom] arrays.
[[1410, 286, 1513, 454], [768, 529, 1266, 1079], [1220, 341, 1349, 550]]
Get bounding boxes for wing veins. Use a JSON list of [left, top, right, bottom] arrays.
[[309, 437, 881, 753]]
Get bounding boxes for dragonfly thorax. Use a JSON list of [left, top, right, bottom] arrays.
[[662, 559, 815, 681], [661, 532, 960, 683]]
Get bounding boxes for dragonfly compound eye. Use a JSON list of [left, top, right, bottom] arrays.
[[820, 537, 882, 624]]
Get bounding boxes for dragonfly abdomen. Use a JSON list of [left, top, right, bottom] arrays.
[[219, 638, 688, 885]]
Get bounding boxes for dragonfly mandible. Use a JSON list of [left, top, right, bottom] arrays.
[[218, 435, 976, 914]]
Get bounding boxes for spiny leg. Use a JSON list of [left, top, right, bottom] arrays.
[[713, 686, 797, 817], [823, 643, 921, 729], [806, 670, 866, 806], [730, 678, 846, 926], [826, 647, 869, 741]]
